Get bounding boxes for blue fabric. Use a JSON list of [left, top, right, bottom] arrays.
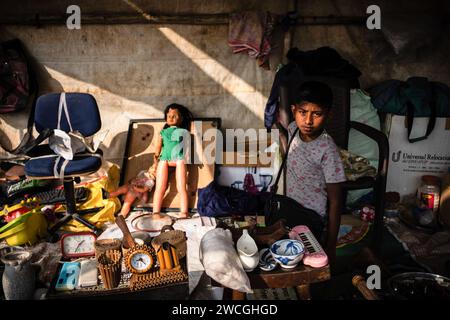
[[264, 63, 302, 129], [25, 152, 102, 177], [34, 93, 101, 136], [197, 181, 267, 217]]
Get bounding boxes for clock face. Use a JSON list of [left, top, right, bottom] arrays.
[[130, 252, 153, 273], [61, 232, 97, 258], [124, 244, 155, 274]]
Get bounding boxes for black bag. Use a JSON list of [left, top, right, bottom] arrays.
[[0, 39, 31, 113], [263, 127, 325, 240], [0, 39, 39, 156]]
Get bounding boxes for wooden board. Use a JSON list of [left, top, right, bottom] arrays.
[[120, 118, 221, 211], [221, 137, 273, 167]]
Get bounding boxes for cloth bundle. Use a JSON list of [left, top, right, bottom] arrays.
[[199, 228, 252, 293], [339, 149, 377, 181], [228, 11, 278, 69]]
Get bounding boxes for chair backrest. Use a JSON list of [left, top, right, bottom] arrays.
[[34, 93, 101, 136], [279, 76, 351, 149]]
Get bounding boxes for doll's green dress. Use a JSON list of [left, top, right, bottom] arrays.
[[159, 126, 189, 161]]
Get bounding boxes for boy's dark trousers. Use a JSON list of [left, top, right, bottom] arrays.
[[264, 193, 325, 241]]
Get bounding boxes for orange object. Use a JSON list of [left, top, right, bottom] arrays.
[[162, 242, 173, 270], [170, 245, 179, 267], [157, 248, 166, 270]]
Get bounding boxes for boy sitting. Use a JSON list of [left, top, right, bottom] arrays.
[[285, 81, 346, 265]]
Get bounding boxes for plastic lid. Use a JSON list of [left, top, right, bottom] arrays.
[[421, 175, 440, 186]]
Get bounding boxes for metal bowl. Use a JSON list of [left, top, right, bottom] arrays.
[[388, 272, 450, 300]]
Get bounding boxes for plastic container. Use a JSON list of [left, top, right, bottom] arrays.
[[0, 210, 47, 246], [417, 175, 440, 213]]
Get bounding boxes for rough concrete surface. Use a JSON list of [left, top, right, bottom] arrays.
[[1, 0, 449, 167]]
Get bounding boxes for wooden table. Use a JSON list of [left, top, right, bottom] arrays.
[[219, 263, 330, 300]]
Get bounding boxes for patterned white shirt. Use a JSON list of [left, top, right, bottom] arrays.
[[286, 122, 346, 218]]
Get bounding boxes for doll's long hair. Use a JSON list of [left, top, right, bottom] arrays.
[[163, 103, 193, 130]]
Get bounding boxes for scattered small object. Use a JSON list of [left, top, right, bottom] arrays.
[[258, 248, 276, 271], [360, 205, 375, 222]]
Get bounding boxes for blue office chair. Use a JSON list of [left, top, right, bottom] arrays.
[[24, 92, 103, 234]]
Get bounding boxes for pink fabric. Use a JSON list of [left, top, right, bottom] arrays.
[[286, 122, 346, 218], [228, 11, 278, 69]]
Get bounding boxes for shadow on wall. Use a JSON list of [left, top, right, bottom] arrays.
[[1, 18, 276, 162], [2, 23, 271, 124], [102, 130, 129, 168], [318, 2, 450, 88]]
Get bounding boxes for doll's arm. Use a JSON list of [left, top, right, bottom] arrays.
[[109, 184, 131, 198], [152, 134, 163, 175]]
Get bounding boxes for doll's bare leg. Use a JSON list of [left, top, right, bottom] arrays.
[[118, 190, 138, 218], [141, 191, 149, 204], [152, 160, 169, 218], [175, 160, 189, 218]]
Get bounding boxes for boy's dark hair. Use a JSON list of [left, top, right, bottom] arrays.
[[163, 103, 193, 130], [292, 81, 333, 109]]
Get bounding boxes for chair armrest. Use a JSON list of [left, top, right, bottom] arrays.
[[350, 121, 389, 178], [350, 121, 389, 255]]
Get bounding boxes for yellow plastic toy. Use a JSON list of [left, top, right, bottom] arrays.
[[0, 209, 47, 246]]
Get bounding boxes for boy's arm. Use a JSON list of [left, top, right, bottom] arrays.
[[325, 182, 344, 266]]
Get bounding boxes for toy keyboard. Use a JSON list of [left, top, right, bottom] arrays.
[[289, 225, 328, 268]]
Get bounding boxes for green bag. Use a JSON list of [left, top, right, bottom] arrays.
[[370, 77, 450, 143]]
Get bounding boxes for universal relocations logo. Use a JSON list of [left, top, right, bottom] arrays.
[[392, 150, 450, 162]]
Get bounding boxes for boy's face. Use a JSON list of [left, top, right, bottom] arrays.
[[166, 108, 183, 126], [291, 102, 329, 141]]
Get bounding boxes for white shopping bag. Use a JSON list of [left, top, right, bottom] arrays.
[[387, 115, 450, 197]]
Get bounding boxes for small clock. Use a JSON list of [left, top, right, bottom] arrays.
[[60, 232, 97, 259], [124, 244, 155, 274]]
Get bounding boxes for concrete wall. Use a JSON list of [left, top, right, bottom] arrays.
[[1, 0, 449, 166]]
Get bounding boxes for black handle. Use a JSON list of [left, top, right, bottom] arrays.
[[406, 84, 437, 143], [271, 127, 299, 194]]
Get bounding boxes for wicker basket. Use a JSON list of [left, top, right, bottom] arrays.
[[151, 225, 187, 259], [94, 238, 122, 259], [97, 249, 122, 289]]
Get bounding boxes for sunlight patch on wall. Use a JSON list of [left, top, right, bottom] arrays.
[[158, 27, 267, 120]]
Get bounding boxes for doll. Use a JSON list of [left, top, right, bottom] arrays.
[[152, 103, 193, 219], [109, 170, 156, 218]]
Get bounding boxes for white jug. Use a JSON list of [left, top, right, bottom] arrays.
[[236, 229, 259, 272]]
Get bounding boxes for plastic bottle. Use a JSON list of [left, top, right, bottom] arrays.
[[417, 175, 441, 213]]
